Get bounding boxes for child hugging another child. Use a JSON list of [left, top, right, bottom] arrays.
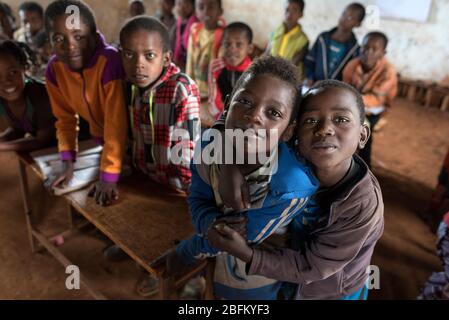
[[170, 56, 319, 300], [209, 80, 384, 300], [44, 0, 128, 206], [208, 22, 253, 121], [343, 32, 398, 168], [0, 40, 55, 152], [304, 2, 365, 84]]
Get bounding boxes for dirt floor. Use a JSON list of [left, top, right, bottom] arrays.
[[0, 98, 448, 300]]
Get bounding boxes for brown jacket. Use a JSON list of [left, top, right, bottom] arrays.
[[248, 156, 384, 299]]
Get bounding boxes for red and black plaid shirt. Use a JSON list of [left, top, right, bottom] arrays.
[[127, 63, 200, 192]]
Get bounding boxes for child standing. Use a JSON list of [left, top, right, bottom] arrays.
[[44, 0, 128, 206], [155, 0, 176, 31], [0, 40, 55, 152], [119, 16, 200, 192], [209, 80, 384, 300], [304, 3, 365, 84], [173, 56, 319, 300], [172, 0, 198, 70], [186, 0, 224, 99], [267, 0, 308, 80], [343, 32, 398, 167], [207, 22, 253, 121], [129, 0, 146, 17]]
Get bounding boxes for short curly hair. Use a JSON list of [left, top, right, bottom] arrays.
[[119, 16, 170, 52], [0, 40, 38, 69], [301, 80, 366, 122], [230, 55, 301, 123]]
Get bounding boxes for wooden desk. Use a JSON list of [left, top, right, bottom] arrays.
[[16, 151, 212, 299]]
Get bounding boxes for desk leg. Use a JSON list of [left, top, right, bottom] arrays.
[[159, 276, 173, 300], [18, 158, 36, 253]]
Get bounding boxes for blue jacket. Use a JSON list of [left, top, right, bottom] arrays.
[[305, 28, 360, 81]]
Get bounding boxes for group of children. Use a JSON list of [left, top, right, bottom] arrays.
[[0, 0, 396, 300]]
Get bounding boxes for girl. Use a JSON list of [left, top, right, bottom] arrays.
[[0, 40, 55, 152], [172, 0, 198, 70]]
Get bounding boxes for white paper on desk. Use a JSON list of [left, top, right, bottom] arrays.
[[50, 166, 99, 196]]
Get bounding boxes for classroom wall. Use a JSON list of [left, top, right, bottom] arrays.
[[3, 0, 449, 82]]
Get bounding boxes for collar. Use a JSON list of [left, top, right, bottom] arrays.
[[224, 56, 252, 72]]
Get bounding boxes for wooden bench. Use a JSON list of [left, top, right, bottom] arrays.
[[424, 84, 449, 111], [16, 149, 213, 299]]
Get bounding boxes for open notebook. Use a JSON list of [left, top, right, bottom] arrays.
[[31, 141, 103, 196]]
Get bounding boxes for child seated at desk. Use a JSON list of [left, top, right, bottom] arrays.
[[0, 40, 55, 152]]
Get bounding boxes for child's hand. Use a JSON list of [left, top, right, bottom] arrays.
[[207, 223, 254, 263], [218, 164, 250, 211], [211, 215, 248, 239], [88, 181, 119, 206], [48, 160, 74, 189]]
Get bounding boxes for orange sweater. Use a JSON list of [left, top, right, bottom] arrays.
[[343, 57, 398, 110], [45, 33, 127, 183]]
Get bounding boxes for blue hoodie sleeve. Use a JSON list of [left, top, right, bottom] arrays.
[[187, 163, 222, 236]]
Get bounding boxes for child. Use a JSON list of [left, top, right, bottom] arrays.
[[304, 3, 365, 84], [0, 40, 55, 152], [207, 22, 253, 121], [267, 0, 308, 80], [172, 0, 198, 70], [343, 31, 398, 168], [0, 2, 15, 40], [173, 56, 319, 300], [14, 2, 45, 51], [129, 0, 145, 17], [155, 0, 176, 31], [186, 0, 224, 99], [34, 30, 52, 79], [418, 211, 449, 300], [209, 80, 384, 300], [44, 0, 128, 206], [119, 16, 200, 193]]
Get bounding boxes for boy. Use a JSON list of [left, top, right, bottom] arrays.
[[208, 22, 253, 121], [186, 0, 224, 99], [45, 0, 128, 206], [267, 0, 308, 80], [304, 3, 365, 84], [129, 0, 145, 17], [118, 16, 201, 296], [14, 2, 45, 51], [155, 0, 176, 31], [343, 31, 398, 167], [120, 16, 200, 192], [173, 56, 319, 299], [209, 80, 384, 300]]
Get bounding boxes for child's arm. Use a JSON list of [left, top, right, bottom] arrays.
[[362, 66, 398, 108], [207, 59, 224, 120], [0, 127, 54, 152], [185, 31, 195, 79], [292, 42, 309, 67], [218, 164, 251, 211], [304, 38, 318, 82], [0, 127, 22, 142], [211, 197, 383, 285]]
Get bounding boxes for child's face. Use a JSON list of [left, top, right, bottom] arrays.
[[297, 87, 369, 172], [338, 7, 361, 32], [0, 11, 13, 39], [121, 29, 171, 89], [19, 10, 43, 36], [196, 0, 223, 30], [49, 15, 97, 71], [222, 30, 253, 67], [160, 0, 175, 15], [0, 54, 26, 102], [284, 2, 303, 29], [175, 0, 194, 19], [360, 36, 386, 71], [225, 74, 296, 156], [129, 2, 145, 17]]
